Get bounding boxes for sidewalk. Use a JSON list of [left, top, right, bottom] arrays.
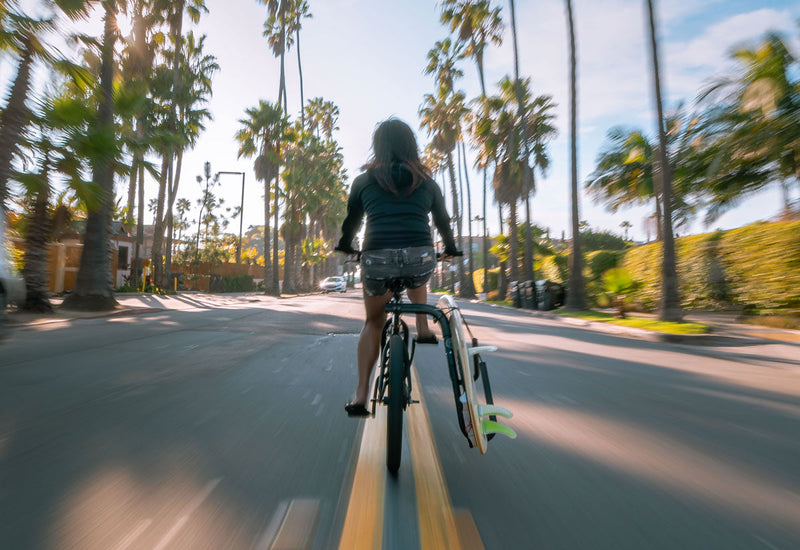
[[5, 292, 274, 328], [486, 302, 800, 345]]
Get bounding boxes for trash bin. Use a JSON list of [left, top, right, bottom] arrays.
[[509, 281, 521, 308], [519, 280, 535, 309], [536, 280, 552, 310]]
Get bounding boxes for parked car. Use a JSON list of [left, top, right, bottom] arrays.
[[1, 210, 25, 339], [319, 276, 347, 293]]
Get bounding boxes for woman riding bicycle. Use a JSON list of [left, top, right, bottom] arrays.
[[335, 118, 461, 417]]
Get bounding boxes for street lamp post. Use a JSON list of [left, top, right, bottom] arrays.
[[217, 171, 246, 263]]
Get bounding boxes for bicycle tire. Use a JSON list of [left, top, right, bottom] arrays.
[[386, 333, 405, 474]]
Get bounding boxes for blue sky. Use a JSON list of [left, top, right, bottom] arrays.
[[3, 0, 800, 242]]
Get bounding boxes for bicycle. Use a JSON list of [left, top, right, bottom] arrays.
[[354, 254, 516, 475]]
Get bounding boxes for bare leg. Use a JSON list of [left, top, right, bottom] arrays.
[[354, 288, 391, 405], [407, 285, 435, 339]]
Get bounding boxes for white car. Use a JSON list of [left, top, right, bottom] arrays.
[[319, 276, 347, 293]]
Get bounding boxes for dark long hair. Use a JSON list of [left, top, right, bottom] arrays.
[[362, 118, 432, 195]]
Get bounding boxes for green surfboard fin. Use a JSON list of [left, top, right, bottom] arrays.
[[481, 419, 517, 439]]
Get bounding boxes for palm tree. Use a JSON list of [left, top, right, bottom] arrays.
[[305, 97, 339, 139], [697, 32, 799, 220], [160, 31, 217, 280], [0, 10, 54, 207], [475, 76, 553, 292], [423, 36, 475, 297], [63, 1, 121, 311], [564, 0, 586, 309], [259, 0, 298, 294], [236, 99, 286, 295], [419, 87, 469, 292], [645, 0, 681, 322], [439, 0, 503, 293], [620, 220, 632, 241], [287, 0, 310, 127], [507, 0, 536, 286]]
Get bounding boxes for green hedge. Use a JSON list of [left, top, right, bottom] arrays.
[[622, 221, 800, 310], [222, 274, 255, 292], [540, 254, 568, 283], [718, 221, 800, 308]]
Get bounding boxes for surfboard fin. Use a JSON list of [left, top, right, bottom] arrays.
[[480, 420, 517, 439], [468, 345, 498, 356], [477, 404, 513, 419]]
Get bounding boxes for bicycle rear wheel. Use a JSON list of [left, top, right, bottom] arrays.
[[386, 333, 405, 474]]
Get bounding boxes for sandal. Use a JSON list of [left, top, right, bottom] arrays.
[[345, 402, 370, 417], [415, 334, 438, 345]]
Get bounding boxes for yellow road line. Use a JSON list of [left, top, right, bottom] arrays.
[[454, 509, 485, 550], [408, 366, 463, 550], [338, 405, 386, 550]]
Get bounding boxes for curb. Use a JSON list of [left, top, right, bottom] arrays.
[[480, 302, 719, 344]]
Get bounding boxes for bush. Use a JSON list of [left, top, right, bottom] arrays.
[[621, 220, 800, 310], [479, 268, 500, 292], [580, 229, 628, 251], [586, 250, 624, 283], [540, 254, 568, 283], [221, 274, 254, 292], [486, 289, 501, 301]]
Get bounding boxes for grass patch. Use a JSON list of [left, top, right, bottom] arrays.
[[557, 310, 616, 322], [556, 308, 711, 334], [487, 300, 513, 307], [612, 317, 711, 334]]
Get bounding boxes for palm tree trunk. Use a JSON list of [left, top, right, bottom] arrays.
[[446, 153, 461, 292], [272, 163, 281, 295], [150, 153, 170, 286], [497, 203, 508, 299], [566, 0, 587, 310], [296, 28, 305, 129], [454, 147, 467, 296], [509, 0, 535, 288], [125, 151, 138, 225], [508, 201, 520, 284], [263, 174, 272, 293], [134, 163, 144, 288], [22, 166, 53, 312], [63, 7, 118, 311], [477, 60, 490, 297], [647, 0, 682, 322], [164, 149, 184, 279], [459, 141, 476, 297], [0, 40, 33, 207], [523, 192, 534, 282]]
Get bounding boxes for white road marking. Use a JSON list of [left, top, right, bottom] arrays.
[[112, 518, 152, 550], [152, 478, 221, 550], [755, 536, 781, 550], [255, 500, 289, 550], [311, 393, 322, 406]]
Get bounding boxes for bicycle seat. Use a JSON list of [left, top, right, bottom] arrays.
[[386, 277, 415, 296]]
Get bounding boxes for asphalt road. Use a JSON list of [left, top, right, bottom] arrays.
[[1, 292, 799, 549]]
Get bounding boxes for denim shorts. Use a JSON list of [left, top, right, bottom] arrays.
[[360, 246, 436, 296]]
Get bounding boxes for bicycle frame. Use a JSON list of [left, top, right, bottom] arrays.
[[371, 295, 475, 447]]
